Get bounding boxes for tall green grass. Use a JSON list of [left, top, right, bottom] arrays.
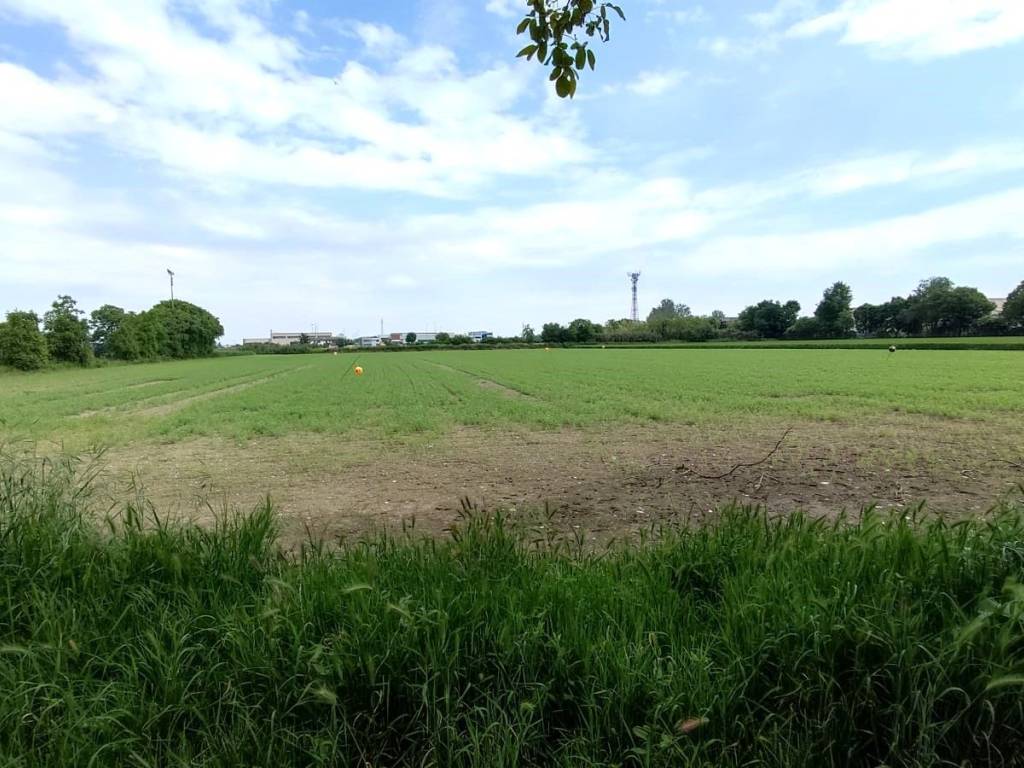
[[1, 450, 1023, 766]]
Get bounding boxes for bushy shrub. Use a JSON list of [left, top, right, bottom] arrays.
[[785, 317, 823, 339], [0, 311, 49, 370]]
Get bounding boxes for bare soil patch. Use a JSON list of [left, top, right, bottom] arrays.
[[97, 418, 1024, 547]]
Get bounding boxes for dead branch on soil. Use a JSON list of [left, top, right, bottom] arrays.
[[993, 457, 1024, 470], [676, 428, 793, 480]]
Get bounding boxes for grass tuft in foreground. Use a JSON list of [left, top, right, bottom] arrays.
[[1, 450, 1023, 767]]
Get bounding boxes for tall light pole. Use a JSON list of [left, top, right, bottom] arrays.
[[167, 268, 175, 306]]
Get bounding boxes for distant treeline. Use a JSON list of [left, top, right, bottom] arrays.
[[535, 277, 1024, 345], [0, 295, 224, 371]]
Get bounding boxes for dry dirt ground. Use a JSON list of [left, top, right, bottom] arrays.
[[94, 417, 1024, 546]]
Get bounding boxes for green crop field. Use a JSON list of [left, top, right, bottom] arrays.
[[3, 348, 1024, 450], [3, 349, 1024, 767], [602, 336, 1024, 350], [2, 347, 1022, 544]]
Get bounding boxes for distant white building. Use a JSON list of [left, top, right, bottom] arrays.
[[351, 330, 493, 345], [243, 331, 333, 346], [989, 297, 1007, 314]]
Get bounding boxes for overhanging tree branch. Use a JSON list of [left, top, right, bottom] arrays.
[[515, 0, 625, 98]]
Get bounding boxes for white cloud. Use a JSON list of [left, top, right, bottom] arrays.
[[700, 35, 780, 59], [0, 0, 590, 197], [788, 0, 1024, 60], [796, 143, 1024, 195], [748, 0, 817, 29], [484, 0, 522, 18], [696, 0, 811, 60], [386, 274, 418, 288], [293, 10, 311, 35], [684, 187, 1024, 276], [2, 0, 1022, 335], [3, 126, 1024, 338], [647, 5, 710, 25], [350, 21, 407, 57], [628, 69, 688, 96], [0, 63, 117, 134]]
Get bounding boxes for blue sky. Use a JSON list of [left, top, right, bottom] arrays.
[[1, 0, 1022, 341]]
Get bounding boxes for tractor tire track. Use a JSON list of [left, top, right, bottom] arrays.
[[136, 366, 311, 418], [423, 360, 539, 401]]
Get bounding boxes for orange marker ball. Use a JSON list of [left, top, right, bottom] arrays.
[[354, 366, 364, 376]]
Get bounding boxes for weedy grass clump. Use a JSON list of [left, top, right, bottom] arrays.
[[1, 449, 1023, 767]]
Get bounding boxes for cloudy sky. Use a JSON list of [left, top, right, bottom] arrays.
[[1, 0, 1022, 341]]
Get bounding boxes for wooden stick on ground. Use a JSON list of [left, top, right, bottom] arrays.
[[676, 428, 793, 480]]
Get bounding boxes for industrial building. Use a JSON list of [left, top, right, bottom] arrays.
[[353, 331, 490, 346], [242, 330, 334, 346]]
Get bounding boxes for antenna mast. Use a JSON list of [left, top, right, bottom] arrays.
[[628, 271, 641, 322]]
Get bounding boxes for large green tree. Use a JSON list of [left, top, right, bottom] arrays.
[[145, 300, 224, 358], [43, 295, 93, 366], [567, 318, 599, 342], [646, 298, 691, 323], [737, 300, 800, 339], [90, 304, 128, 357], [909, 278, 993, 336], [908, 277, 954, 334], [0, 311, 49, 371], [541, 322, 571, 343], [854, 297, 912, 337], [939, 287, 995, 336], [1003, 280, 1024, 328], [814, 282, 855, 338], [646, 299, 694, 340], [108, 311, 164, 360]]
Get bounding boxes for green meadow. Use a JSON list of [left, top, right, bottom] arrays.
[[2, 349, 1024, 765], [2, 348, 1023, 450]]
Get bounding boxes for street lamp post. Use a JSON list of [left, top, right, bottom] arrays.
[[167, 269, 175, 306]]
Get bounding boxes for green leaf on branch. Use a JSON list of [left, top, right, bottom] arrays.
[[514, 1, 625, 98]]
